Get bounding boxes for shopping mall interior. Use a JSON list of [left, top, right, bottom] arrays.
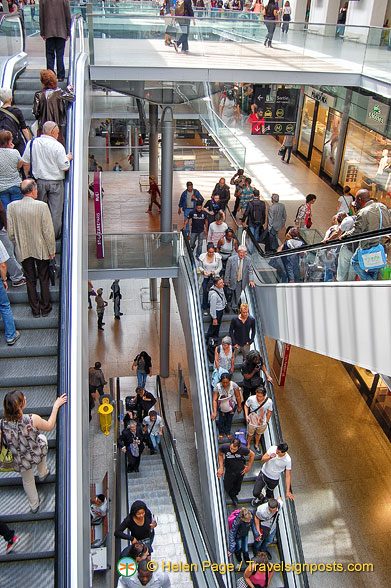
[[0, 2, 391, 588]]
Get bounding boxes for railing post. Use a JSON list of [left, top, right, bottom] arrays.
[[161, 107, 173, 234], [87, 3, 94, 65], [149, 103, 159, 182], [159, 278, 170, 378], [150, 278, 158, 302]]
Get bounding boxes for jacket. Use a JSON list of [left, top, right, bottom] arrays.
[[40, 0, 71, 39], [268, 201, 286, 232], [33, 86, 75, 128], [228, 514, 259, 553], [242, 198, 266, 227], [178, 188, 203, 210], [7, 198, 55, 263], [118, 424, 145, 453], [212, 183, 230, 208], [224, 254, 254, 290], [343, 200, 391, 250]]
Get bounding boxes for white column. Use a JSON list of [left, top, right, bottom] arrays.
[[346, 0, 388, 43], [290, 0, 307, 22], [309, 0, 340, 24]]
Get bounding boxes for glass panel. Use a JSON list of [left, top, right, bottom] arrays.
[[0, 15, 23, 69], [321, 109, 342, 177], [310, 103, 328, 174], [88, 232, 180, 269], [249, 229, 391, 285], [339, 120, 391, 206], [298, 96, 315, 158]]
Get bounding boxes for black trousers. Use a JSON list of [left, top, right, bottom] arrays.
[[46, 37, 66, 80], [253, 472, 279, 499], [224, 469, 244, 498], [126, 450, 142, 472], [0, 521, 14, 543], [206, 309, 224, 339], [21, 257, 51, 316]]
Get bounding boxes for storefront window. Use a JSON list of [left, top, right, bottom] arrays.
[[298, 96, 315, 158], [339, 120, 391, 202], [321, 109, 342, 177]]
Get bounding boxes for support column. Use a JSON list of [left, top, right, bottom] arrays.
[[131, 125, 139, 171], [149, 103, 159, 181], [290, 0, 307, 23], [331, 88, 352, 187], [160, 107, 173, 233], [150, 278, 158, 302], [160, 278, 170, 378]]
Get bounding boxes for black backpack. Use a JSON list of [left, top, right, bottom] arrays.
[[0, 107, 23, 146], [249, 200, 265, 226]]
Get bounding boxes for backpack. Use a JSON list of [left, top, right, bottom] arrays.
[[207, 337, 221, 363], [175, 0, 185, 16], [0, 107, 23, 146], [234, 429, 247, 445], [228, 509, 241, 530], [249, 200, 265, 226]]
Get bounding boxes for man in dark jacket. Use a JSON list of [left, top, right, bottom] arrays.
[[173, 0, 194, 53], [40, 0, 71, 82], [242, 189, 266, 254], [212, 177, 231, 211]]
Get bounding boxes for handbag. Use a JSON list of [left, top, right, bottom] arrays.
[[358, 206, 387, 271], [0, 420, 14, 472], [278, 147, 286, 156], [128, 442, 140, 457]]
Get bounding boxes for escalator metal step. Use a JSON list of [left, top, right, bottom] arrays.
[[0, 356, 58, 387], [0, 329, 58, 358], [0, 303, 59, 330], [0, 386, 57, 417], [0, 520, 55, 558], [7, 282, 60, 304], [0, 558, 54, 585], [0, 448, 56, 483], [0, 483, 56, 517]]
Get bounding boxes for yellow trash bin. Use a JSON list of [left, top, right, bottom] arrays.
[[97, 398, 114, 435]]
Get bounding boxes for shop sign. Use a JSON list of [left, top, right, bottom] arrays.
[[307, 87, 336, 108], [365, 98, 390, 133], [94, 171, 104, 259]]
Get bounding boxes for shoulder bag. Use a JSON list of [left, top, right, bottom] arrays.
[[358, 205, 387, 271], [0, 420, 14, 472]]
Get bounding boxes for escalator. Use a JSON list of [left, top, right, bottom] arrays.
[[0, 14, 87, 587], [172, 231, 308, 588], [114, 376, 227, 588], [244, 226, 391, 375]]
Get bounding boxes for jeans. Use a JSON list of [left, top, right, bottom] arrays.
[[183, 208, 193, 234], [202, 276, 211, 310], [0, 185, 23, 210], [176, 24, 190, 51], [137, 371, 147, 388], [0, 229, 24, 283], [236, 534, 249, 554], [149, 433, 161, 452], [45, 37, 66, 80], [20, 454, 48, 510], [248, 225, 260, 254], [190, 232, 204, 258], [0, 280, 17, 342], [113, 296, 121, 318], [282, 21, 289, 33], [217, 410, 234, 436], [351, 249, 379, 281], [265, 21, 276, 43], [253, 526, 277, 556], [336, 245, 356, 282]]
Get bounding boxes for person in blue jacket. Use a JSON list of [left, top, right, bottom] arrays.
[[178, 181, 203, 233], [227, 507, 259, 565]]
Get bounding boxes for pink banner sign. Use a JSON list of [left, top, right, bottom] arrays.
[[94, 171, 104, 259]]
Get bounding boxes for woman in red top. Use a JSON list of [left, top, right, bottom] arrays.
[[242, 551, 274, 587], [146, 175, 161, 213]]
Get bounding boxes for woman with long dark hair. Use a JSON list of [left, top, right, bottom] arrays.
[[114, 500, 157, 551], [1, 390, 67, 512], [263, 1, 279, 48], [131, 351, 152, 388]]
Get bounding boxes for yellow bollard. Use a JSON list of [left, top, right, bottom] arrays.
[[97, 398, 114, 435]]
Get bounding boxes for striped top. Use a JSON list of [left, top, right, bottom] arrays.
[[7, 196, 56, 262]]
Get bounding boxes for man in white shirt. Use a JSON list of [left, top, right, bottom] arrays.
[[143, 410, 163, 454], [252, 442, 294, 506], [244, 386, 273, 453], [22, 120, 73, 238], [118, 559, 171, 587], [253, 497, 283, 560]]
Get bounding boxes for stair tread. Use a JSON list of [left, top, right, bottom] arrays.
[[0, 329, 58, 358], [0, 386, 57, 413], [0, 484, 56, 516], [0, 448, 56, 480]]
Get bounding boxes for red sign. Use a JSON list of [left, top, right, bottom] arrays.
[[272, 341, 291, 386], [94, 171, 104, 259], [279, 343, 291, 386]]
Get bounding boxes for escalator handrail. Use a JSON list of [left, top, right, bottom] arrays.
[[56, 13, 85, 588], [247, 287, 310, 588], [0, 12, 25, 52], [245, 223, 391, 259], [156, 375, 226, 588]]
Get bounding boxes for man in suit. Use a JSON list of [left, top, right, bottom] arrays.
[[224, 245, 255, 311], [40, 0, 71, 82]]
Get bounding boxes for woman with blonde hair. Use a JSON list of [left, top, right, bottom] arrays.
[[227, 507, 259, 566], [1, 390, 67, 512], [32, 69, 75, 146]]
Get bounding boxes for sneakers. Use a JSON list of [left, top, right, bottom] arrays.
[[254, 445, 262, 454], [251, 497, 261, 507], [30, 501, 41, 514], [6, 535, 19, 553], [229, 494, 238, 507], [6, 331, 20, 346], [12, 279, 26, 287]]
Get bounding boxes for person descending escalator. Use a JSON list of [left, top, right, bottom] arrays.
[[118, 420, 145, 473], [114, 500, 157, 551], [227, 507, 258, 567]]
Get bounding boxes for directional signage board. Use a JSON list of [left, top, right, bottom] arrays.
[[251, 86, 300, 135]]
